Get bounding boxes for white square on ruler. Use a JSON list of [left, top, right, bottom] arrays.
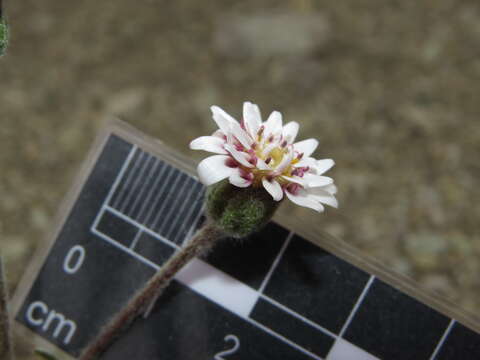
[[327, 338, 380, 360], [175, 258, 259, 318]]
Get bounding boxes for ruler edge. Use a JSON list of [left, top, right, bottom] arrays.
[[9, 118, 113, 358], [10, 117, 480, 357]]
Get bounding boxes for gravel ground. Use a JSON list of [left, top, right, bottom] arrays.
[[1, 0, 480, 357]]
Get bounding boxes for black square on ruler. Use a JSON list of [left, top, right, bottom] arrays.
[[96, 208, 138, 247], [205, 222, 289, 289], [435, 322, 480, 359], [250, 298, 335, 358], [344, 279, 450, 360], [263, 235, 370, 334], [134, 232, 176, 266]]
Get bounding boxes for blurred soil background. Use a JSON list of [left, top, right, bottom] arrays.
[[1, 0, 480, 357]]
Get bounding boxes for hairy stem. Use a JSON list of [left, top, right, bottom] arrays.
[[80, 222, 224, 360], [0, 256, 14, 360]]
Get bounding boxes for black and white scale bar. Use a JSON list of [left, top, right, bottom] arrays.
[[15, 132, 480, 360], [107, 148, 205, 246]]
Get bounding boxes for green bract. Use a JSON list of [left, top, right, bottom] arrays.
[[0, 19, 8, 57], [206, 180, 281, 238]]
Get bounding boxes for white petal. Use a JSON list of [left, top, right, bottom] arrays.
[[307, 188, 338, 208], [315, 159, 335, 175], [262, 177, 283, 201], [212, 129, 226, 139], [293, 139, 319, 157], [230, 121, 253, 149], [285, 189, 324, 212], [197, 155, 235, 186], [315, 195, 338, 208], [307, 187, 333, 196], [243, 102, 261, 137], [256, 157, 270, 170], [282, 121, 299, 144], [211, 105, 236, 134], [303, 174, 334, 187], [322, 184, 337, 195], [264, 111, 283, 136], [295, 156, 317, 168], [282, 175, 307, 186], [226, 128, 251, 151], [224, 144, 253, 168], [229, 170, 253, 188], [275, 147, 294, 173], [189, 136, 227, 154]]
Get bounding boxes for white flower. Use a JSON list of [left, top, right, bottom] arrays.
[[190, 101, 338, 212]]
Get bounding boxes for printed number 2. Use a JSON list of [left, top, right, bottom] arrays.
[[214, 335, 240, 360]]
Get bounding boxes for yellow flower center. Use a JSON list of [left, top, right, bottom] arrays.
[[247, 142, 297, 187], [269, 148, 284, 166]]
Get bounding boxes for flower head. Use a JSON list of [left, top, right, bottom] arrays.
[[190, 102, 338, 212]]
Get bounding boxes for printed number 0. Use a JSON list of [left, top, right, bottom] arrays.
[[214, 334, 240, 360], [63, 245, 85, 274]]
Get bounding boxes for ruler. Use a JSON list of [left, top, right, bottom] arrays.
[[12, 119, 480, 359]]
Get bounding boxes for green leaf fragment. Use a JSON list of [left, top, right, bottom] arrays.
[[34, 349, 60, 360]]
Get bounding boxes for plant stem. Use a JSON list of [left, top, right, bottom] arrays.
[[0, 256, 14, 360], [80, 222, 224, 360]]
